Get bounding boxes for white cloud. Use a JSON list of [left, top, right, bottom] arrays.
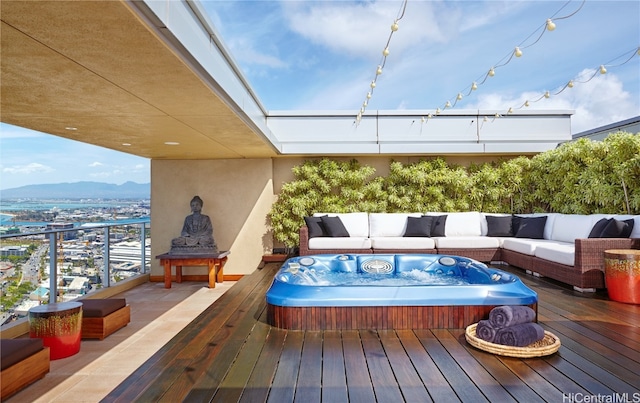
[[2, 163, 54, 175], [282, 1, 446, 59], [88, 161, 104, 167]]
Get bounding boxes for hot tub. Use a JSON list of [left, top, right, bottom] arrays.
[[266, 254, 538, 330]]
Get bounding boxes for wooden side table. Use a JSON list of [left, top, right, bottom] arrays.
[[604, 249, 640, 304], [156, 251, 229, 289], [29, 301, 83, 360]]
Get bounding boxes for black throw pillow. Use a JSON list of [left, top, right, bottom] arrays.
[[599, 218, 635, 238], [320, 216, 350, 237], [486, 215, 514, 237], [403, 216, 433, 237], [430, 215, 447, 237], [588, 218, 611, 238], [512, 216, 522, 235], [515, 216, 547, 239], [304, 216, 326, 238]]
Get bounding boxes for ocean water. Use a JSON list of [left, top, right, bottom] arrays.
[[0, 200, 149, 227]]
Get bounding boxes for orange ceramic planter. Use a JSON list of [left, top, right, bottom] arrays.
[[604, 250, 640, 305]]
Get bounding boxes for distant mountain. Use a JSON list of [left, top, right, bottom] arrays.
[[0, 181, 150, 199]]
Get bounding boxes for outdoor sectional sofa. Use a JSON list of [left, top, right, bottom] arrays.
[[299, 212, 640, 291]]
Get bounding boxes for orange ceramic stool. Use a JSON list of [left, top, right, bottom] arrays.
[[29, 301, 83, 359], [604, 249, 640, 304]]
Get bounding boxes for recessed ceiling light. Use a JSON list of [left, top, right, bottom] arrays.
[[164, 141, 180, 145], [65, 126, 77, 131]]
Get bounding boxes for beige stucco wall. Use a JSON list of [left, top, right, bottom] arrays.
[[151, 155, 514, 276], [151, 159, 274, 276]]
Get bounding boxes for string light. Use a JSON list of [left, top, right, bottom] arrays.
[[355, 0, 408, 124], [508, 46, 639, 114], [546, 19, 556, 31], [429, 0, 586, 116]]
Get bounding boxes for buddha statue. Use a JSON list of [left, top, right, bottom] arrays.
[[170, 196, 218, 254]]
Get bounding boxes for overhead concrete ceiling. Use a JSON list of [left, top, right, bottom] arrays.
[[1, 0, 278, 160]]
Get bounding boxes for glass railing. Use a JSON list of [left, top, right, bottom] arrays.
[[0, 220, 149, 327]]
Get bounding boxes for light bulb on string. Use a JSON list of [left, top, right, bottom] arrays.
[[544, 91, 550, 98], [524, 100, 530, 107], [366, 92, 372, 99], [376, 66, 383, 75], [445, 101, 451, 108], [546, 19, 556, 31], [488, 67, 495, 77], [420, 116, 426, 124], [471, 82, 478, 90], [508, 107, 514, 114], [391, 20, 399, 32], [370, 81, 376, 89], [599, 65, 607, 74], [567, 80, 574, 88], [436, 108, 441, 115], [514, 47, 523, 57], [382, 47, 390, 57], [456, 93, 463, 100]]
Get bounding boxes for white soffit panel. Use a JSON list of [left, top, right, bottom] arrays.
[[281, 143, 380, 154], [380, 143, 485, 154], [377, 115, 478, 142], [268, 114, 377, 142], [479, 115, 572, 142]]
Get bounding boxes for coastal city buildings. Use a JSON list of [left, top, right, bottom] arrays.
[[0, 201, 150, 326]]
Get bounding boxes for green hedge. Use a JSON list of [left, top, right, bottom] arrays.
[[268, 131, 640, 248]]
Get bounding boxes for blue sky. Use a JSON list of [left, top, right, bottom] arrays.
[[1, 0, 638, 190]]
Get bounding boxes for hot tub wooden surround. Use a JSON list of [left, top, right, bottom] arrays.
[[268, 303, 538, 330]]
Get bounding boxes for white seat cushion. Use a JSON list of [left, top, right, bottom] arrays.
[[434, 236, 500, 249], [534, 242, 575, 266], [501, 238, 557, 255], [371, 237, 435, 249], [308, 237, 372, 250]]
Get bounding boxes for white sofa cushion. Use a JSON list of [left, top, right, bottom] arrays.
[[308, 237, 372, 250], [371, 237, 436, 249], [426, 211, 482, 236], [314, 212, 369, 237], [369, 213, 422, 237], [502, 238, 557, 256], [534, 242, 575, 266], [434, 236, 501, 249], [550, 214, 596, 243]]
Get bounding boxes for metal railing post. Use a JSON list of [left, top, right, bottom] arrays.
[[48, 232, 58, 303], [140, 222, 147, 273], [103, 227, 111, 288]]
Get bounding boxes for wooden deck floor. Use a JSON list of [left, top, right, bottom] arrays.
[[103, 263, 640, 403]]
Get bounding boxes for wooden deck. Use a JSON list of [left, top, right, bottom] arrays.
[[103, 262, 640, 402]]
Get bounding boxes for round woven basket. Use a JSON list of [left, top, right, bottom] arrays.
[[465, 323, 561, 358]]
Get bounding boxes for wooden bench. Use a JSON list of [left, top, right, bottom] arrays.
[[0, 338, 50, 400], [156, 251, 229, 289], [80, 299, 131, 340]]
